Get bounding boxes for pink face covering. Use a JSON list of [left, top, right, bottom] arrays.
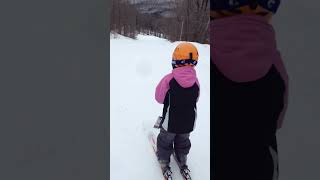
[[210, 14, 287, 83]]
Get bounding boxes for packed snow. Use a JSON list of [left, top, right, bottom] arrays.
[[110, 34, 210, 180]]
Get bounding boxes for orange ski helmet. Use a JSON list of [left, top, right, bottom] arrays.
[[172, 42, 199, 69]]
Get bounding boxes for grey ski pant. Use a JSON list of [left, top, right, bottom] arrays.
[[157, 128, 191, 166]]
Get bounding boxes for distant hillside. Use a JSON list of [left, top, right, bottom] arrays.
[[131, 0, 176, 17]]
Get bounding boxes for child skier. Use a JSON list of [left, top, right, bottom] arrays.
[[211, 0, 288, 180], [155, 42, 200, 179]]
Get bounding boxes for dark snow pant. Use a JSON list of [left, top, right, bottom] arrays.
[[157, 128, 191, 166], [213, 64, 285, 180]]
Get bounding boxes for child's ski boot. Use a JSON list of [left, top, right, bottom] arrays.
[[159, 161, 173, 180], [179, 165, 192, 180]]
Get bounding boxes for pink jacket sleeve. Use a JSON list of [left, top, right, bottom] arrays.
[[155, 74, 173, 104]]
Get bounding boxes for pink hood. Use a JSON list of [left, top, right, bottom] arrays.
[[172, 66, 198, 88], [211, 14, 288, 83], [155, 66, 200, 104]]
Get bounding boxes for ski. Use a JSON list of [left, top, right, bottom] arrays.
[[148, 132, 173, 180], [173, 153, 192, 180]]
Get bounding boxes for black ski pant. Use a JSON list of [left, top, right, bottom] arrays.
[[157, 128, 191, 166], [213, 64, 285, 180]]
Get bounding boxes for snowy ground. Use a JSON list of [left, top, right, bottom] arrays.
[[110, 34, 210, 180]]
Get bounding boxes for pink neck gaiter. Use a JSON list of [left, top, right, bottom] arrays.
[[211, 14, 284, 82]]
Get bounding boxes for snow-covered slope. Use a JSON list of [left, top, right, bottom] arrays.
[[110, 34, 210, 180]]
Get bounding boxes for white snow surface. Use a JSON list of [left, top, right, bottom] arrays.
[[110, 34, 210, 180]]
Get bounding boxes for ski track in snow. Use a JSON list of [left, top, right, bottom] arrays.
[[110, 34, 210, 180]]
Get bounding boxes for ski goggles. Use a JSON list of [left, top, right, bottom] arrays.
[[172, 59, 198, 68], [211, 0, 281, 14]]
